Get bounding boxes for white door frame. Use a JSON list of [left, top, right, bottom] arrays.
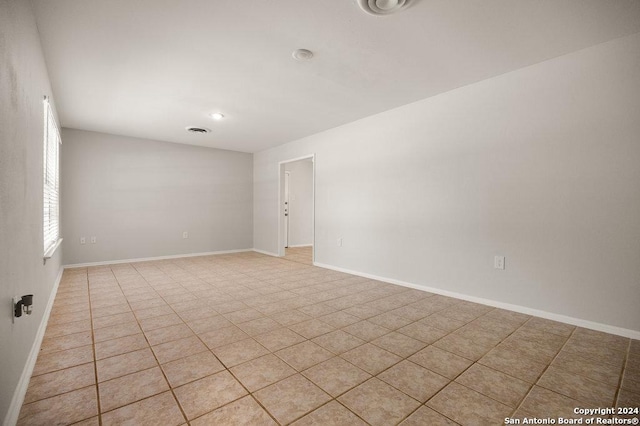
[[284, 171, 290, 248], [278, 154, 315, 262]]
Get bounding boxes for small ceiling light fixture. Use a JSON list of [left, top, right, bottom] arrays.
[[210, 112, 224, 120], [292, 49, 314, 61], [357, 0, 409, 16], [185, 126, 211, 134]]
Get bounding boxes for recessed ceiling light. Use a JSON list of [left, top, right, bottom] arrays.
[[357, 0, 408, 15], [185, 126, 211, 134], [210, 112, 224, 120], [292, 49, 314, 61]]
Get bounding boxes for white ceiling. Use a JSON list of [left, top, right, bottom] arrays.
[[32, 0, 640, 153]]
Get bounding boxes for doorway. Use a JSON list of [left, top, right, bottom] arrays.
[[278, 155, 315, 263]]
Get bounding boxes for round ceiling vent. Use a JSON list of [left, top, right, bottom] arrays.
[[357, 0, 409, 15], [292, 49, 314, 61], [185, 126, 211, 134]]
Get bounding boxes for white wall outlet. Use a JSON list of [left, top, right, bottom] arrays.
[[494, 256, 505, 270], [182, 231, 189, 239], [90, 236, 96, 244], [80, 237, 86, 245], [337, 237, 343, 247]]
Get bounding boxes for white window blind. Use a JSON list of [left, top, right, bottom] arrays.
[[43, 96, 61, 256]]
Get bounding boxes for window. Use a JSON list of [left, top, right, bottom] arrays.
[[43, 96, 61, 258]]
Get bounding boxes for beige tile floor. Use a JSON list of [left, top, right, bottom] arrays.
[[18, 250, 640, 425], [284, 246, 313, 265]]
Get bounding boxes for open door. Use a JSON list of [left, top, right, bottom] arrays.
[[278, 155, 315, 262]]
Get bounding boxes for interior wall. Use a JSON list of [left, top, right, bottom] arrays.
[[61, 129, 253, 265], [254, 33, 640, 333], [0, 1, 63, 423], [284, 159, 313, 247]]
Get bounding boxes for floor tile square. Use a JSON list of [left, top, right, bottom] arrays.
[[254, 327, 306, 352], [24, 363, 96, 404], [238, 317, 281, 336], [270, 309, 313, 326], [174, 370, 248, 420], [478, 346, 548, 383], [94, 333, 149, 360], [161, 350, 225, 387], [230, 354, 297, 392], [397, 322, 448, 344], [191, 395, 277, 426], [292, 400, 367, 426], [378, 360, 449, 402], [213, 338, 270, 367], [101, 391, 185, 426], [18, 386, 98, 426], [99, 366, 169, 412], [199, 325, 249, 349], [537, 365, 617, 406], [317, 311, 361, 328], [254, 374, 331, 425], [341, 343, 401, 375], [433, 333, 493, 361], [372, 331, 426, 358], [276, 341, 334, 371], [303, 357, 371, 397], [342, 320, 390, 341], [399, 406, 457, 425], [409, 345, 472, 379], [519, 386, 585, 419], [455, 363, 530, 407], [39, 331, 93, 354], [32, 345, 94, 376], [152, 335, 209, 364], [144, 323, 195, 346], [368, 312, 413, 330], [289, 318, 335, 339], [312, 330, 366, 354], [186, 314, 234, 334], [93, 322, 142, 343], [339, 378, 420, 426], [97, 347, 158, 382], [426, 382, 512, 425]]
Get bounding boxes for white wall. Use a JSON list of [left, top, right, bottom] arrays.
[[0, 1, 64, 423], [285, 159, 313, 247], [254, 33, 640, 333], [61, 129, 253, 265]]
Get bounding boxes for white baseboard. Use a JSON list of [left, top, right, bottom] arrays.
[[313, 261, 640, 340], [3, 267, 63, 426], [287, 244, 313, 248], [63, 248, 253, 269], [252, 248, 280, 257]]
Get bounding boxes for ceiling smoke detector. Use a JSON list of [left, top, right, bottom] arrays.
[[357, 0, 409, 15], [292, 49, 314, 61], [185, 126, 211, 134]]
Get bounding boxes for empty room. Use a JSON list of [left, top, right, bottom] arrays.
[[1, 0, 640, 425]]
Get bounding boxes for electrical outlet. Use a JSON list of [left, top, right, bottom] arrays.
[[337, 237, 343, 247], [90, 236, 96, 244], [183, 231, 189, 239], [494, 256, 505, 270], [80, 237, 86, 245]]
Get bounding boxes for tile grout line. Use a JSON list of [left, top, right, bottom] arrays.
[[87, 269, 104, 426], [613, 338, 631, 409]]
